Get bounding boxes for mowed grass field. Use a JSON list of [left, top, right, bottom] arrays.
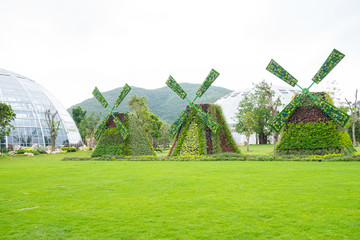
[[1, 151, 360, 239]]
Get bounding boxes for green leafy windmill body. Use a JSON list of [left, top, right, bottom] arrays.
[[266, 49, 350, 133], [166, 69, 239, 156], [166, 69, 221, 137], [92, 83, 131, 141]]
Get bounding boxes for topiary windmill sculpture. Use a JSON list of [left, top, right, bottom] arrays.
[[166, 69, 221, 137], [166, 69, 239, 156], [92, 83, 131, 141], [266, 49, 350, 133]]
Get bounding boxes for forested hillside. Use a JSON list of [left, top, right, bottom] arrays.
[[67, 83, 232, 124]]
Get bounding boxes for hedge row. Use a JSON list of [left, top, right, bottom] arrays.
[[63, 153, 360, 162]]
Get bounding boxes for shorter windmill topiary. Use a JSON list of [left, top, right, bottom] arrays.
[[91, 84, 154, 157], [166, 69, 239, 156], [266, 49, 354, 155], [91, 113, 154, 157]]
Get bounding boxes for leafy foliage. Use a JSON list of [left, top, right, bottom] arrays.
[[179, 121, 200, 156], [235, 81, 274, 144], [276, 120, 355, 155], [79, 112, 101, 147], [71, 106, 87, 127], [91, 113, 154, 157], [236, 112, 255, 151], [127, 113, 154, 156], [91, 128, 126, 157], [158, 122, 172, 149], [0, 103, 16, 139], [128, 95, 163, 148], [61, 147, 77, 152], [169, 104, 239, 156]]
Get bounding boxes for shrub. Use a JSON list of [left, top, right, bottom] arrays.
[[33, 145, 47, 154], [16, 147, 40, 155], [61, 147, 77, 152], [276, 119, 354, 155]]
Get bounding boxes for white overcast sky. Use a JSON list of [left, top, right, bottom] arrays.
[[1, 0, 360, 108]]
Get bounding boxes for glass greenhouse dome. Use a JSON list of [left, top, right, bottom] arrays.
[[0, 68, 82, 149]]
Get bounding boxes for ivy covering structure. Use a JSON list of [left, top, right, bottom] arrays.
[[168, 103, 240, 156], [265, 49, 353, 155], [275, 93, 354, 155], [92, 112, 154, 157], [266, 48, 349, 133], [166, 69, 239, 156], [166, 69, 221, 137]]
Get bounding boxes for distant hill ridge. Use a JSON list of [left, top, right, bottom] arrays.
[[67, 83, 233, 124]]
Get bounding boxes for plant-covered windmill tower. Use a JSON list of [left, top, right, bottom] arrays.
[[166, 69, 239, 156], [266, 49, 354, 154], [91, 84, 154, 157]]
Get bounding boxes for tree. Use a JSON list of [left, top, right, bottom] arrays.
[[72, 106, 87, 127], [346, 89, 359, 147], [79, 112, 100, 148], [146, 112, 163, 148], [235, 112, 256, 151], [235, 81, 273, 144], [0, 103, 16, 148], [260, 81, 281, 151], [44, 109, 61, 151], [158, 122, 172, 149], [128, 94, 163, 148], [128, 94, 150, 125]]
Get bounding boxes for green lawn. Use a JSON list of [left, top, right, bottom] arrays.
[[1, 152, 359, 239], [239, 144, 274, 155]]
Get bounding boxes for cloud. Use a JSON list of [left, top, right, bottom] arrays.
[[0, 0, 359, 108]]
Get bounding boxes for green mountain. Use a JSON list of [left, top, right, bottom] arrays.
[[67, 83, 232, 124]]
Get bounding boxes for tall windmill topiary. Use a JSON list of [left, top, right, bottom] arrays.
[[166, 69, 239, 156], [266, 49, 354, 154], [91, 84, 154, 157]]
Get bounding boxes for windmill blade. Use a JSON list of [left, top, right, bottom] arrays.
[[312, 97, 350, 127], [266, 59, 298, 87], [166, 75, 187, 100], [312, 49, 345, 84], [195, 107, 221, 134], [114, 83, 131, 108], [168, 110, 189, 137], [196, 69, 220, 98], [92, 87, 109, 108], [94, 116, 109, 141], [113, 116, 129, 139], [269, 100, 299, 133]]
